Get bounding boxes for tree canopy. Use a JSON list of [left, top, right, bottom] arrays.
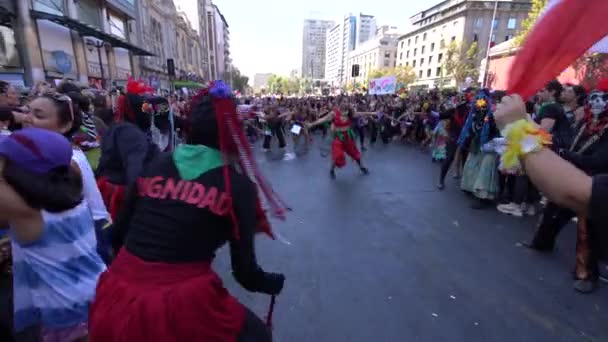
[[224, 67, 249, 93], [513, 0, 548, 47], [443, 41, 480, 86]]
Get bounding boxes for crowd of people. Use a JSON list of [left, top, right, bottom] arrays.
[[0, 73, 607, 341]]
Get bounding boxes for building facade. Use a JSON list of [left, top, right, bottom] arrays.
[[137, 0, 177, 91], [204, 2, 230, 80], [345, 29, 400, 86], [301, 19, 334, 80], [325, 13, 376, 87], [253, 72, 272, 92], [396, 0, 531, 89], [0, 0, 153, 88]]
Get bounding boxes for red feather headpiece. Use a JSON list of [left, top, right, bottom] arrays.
[[114, 76, 154, 122], [186, 81, 288, 240]]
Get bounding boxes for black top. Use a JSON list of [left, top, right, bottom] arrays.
[[540, 103, 573, 150], [116, 152, 283, 295], [97, 122, 159, 185], [563, 129, 608, 175], [440, 103, 468, 141], [590, 175, 608, 225]]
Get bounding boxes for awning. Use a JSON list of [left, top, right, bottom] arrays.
[[173, 80, 205, 88], [31, 10, 155, 56]]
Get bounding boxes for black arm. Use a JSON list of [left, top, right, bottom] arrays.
[[229, 178, 284, 295]]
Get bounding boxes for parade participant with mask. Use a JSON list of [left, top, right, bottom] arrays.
[[96, 78, 159, 220], [458, 90, 501, 207], [89, 81, 288, 342], [524, 80, 608, 293]]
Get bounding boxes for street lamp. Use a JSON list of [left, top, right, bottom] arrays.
[[86, 39, 106, 89]]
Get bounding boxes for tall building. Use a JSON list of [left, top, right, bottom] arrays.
[[0, 0, 153, 87], [175, 0, 212, 80], [345, 28, 401, 86], [325, 13, 376, 87], [396, 0, 531, 88], [253, 73, 272, 92], [138, 0, 178, 90], [301, 19, 334, 79], [205, 3, 230, 80]]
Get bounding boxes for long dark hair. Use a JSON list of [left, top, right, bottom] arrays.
[[4, 161, 83, 213]]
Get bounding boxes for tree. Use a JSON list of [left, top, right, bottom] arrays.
[[513, 0, 548, 47], [443, 41, 480, 86], [225, 67, 249, 93], [267, 74, 288, 94], [573, 53, 608, 89]]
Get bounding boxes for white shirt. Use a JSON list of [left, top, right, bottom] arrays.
[[71, 149, 111, 222]]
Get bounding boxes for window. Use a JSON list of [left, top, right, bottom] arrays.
[[492, 19, 499, 29], [428, 55, 433, 64], [451, 36, 456, 42], [384, 60, 390, 67], [408, 38, 411, 46], [473, 34, 478, 42], [474, 18, 483, 28], [420, 58, 424, 66], [431, 43, 435, 52], [413, 60, 416, 67], [415, 36, 418, 44], [436, 67, 441, 77], [508, 18, 517, 29], [414, 48, 417, 56], [440, 39, 445, 48], [427, 69, 432, 77], [401, 41, 404, 49], [438, 53, 443, 63], [399, 52, 403, 60], [421, 46, 425, 54], [491, 34, 497, 43], [453, 21, 458, 27], [419, 70, 423, 78], [384, 51, 391, 58], [423, 33, 427, 41], [406, 50, 410, 58], [505, 34, 513, 41], [406, 62, 409, 66]]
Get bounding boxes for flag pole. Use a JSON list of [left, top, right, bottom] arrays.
[[483, 0, 499, 88]]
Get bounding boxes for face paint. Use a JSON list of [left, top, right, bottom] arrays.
[[588, 90, 608, 116]]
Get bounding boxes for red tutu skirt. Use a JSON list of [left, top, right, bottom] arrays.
[[96, 177, 125, 220], [89, 249, 245, 342]]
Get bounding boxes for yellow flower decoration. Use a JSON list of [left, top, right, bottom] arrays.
[[500, 119, 552, 173], [475, 98, 487, 109]]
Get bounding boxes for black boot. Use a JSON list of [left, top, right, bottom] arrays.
[[360, 167, 369, 175], [330, 169, 336, 179]]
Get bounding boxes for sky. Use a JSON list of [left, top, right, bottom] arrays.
[[176, 0, 440, 82]]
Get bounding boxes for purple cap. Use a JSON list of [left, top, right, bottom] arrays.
[[0, 128, 72, 174]]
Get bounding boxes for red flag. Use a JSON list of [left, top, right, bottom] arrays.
[[508, 0, 608, 98]]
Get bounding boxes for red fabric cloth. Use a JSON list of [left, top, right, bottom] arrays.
[[96, 177, 125, 221], [508, 0, 608, 99], [332, 136, 361, 168], [89, 248, 245, 342]]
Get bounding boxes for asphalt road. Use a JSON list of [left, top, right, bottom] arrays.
[[214, 138, 608, 342]]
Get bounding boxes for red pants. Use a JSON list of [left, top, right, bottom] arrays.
[[332, 136, 361, 168]]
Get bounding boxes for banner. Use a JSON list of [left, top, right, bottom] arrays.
[[368, 76, 397, 95]]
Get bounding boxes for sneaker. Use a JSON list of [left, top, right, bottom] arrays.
[[497, 203, 523, 217], [360, 167, 369, 175]]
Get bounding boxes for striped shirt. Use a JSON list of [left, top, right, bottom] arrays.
[[11, 202, 106, 332]]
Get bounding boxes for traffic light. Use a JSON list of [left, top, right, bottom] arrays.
[[351, 64, 360, 77]]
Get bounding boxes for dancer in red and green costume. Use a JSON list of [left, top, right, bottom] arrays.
[[309, 102, 373, 179]]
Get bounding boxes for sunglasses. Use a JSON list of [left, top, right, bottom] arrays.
[[45, 92, 74, 122]]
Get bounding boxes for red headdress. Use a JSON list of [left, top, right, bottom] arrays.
[[114, 76, 154, 122], [187, 81, 288, 239]]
